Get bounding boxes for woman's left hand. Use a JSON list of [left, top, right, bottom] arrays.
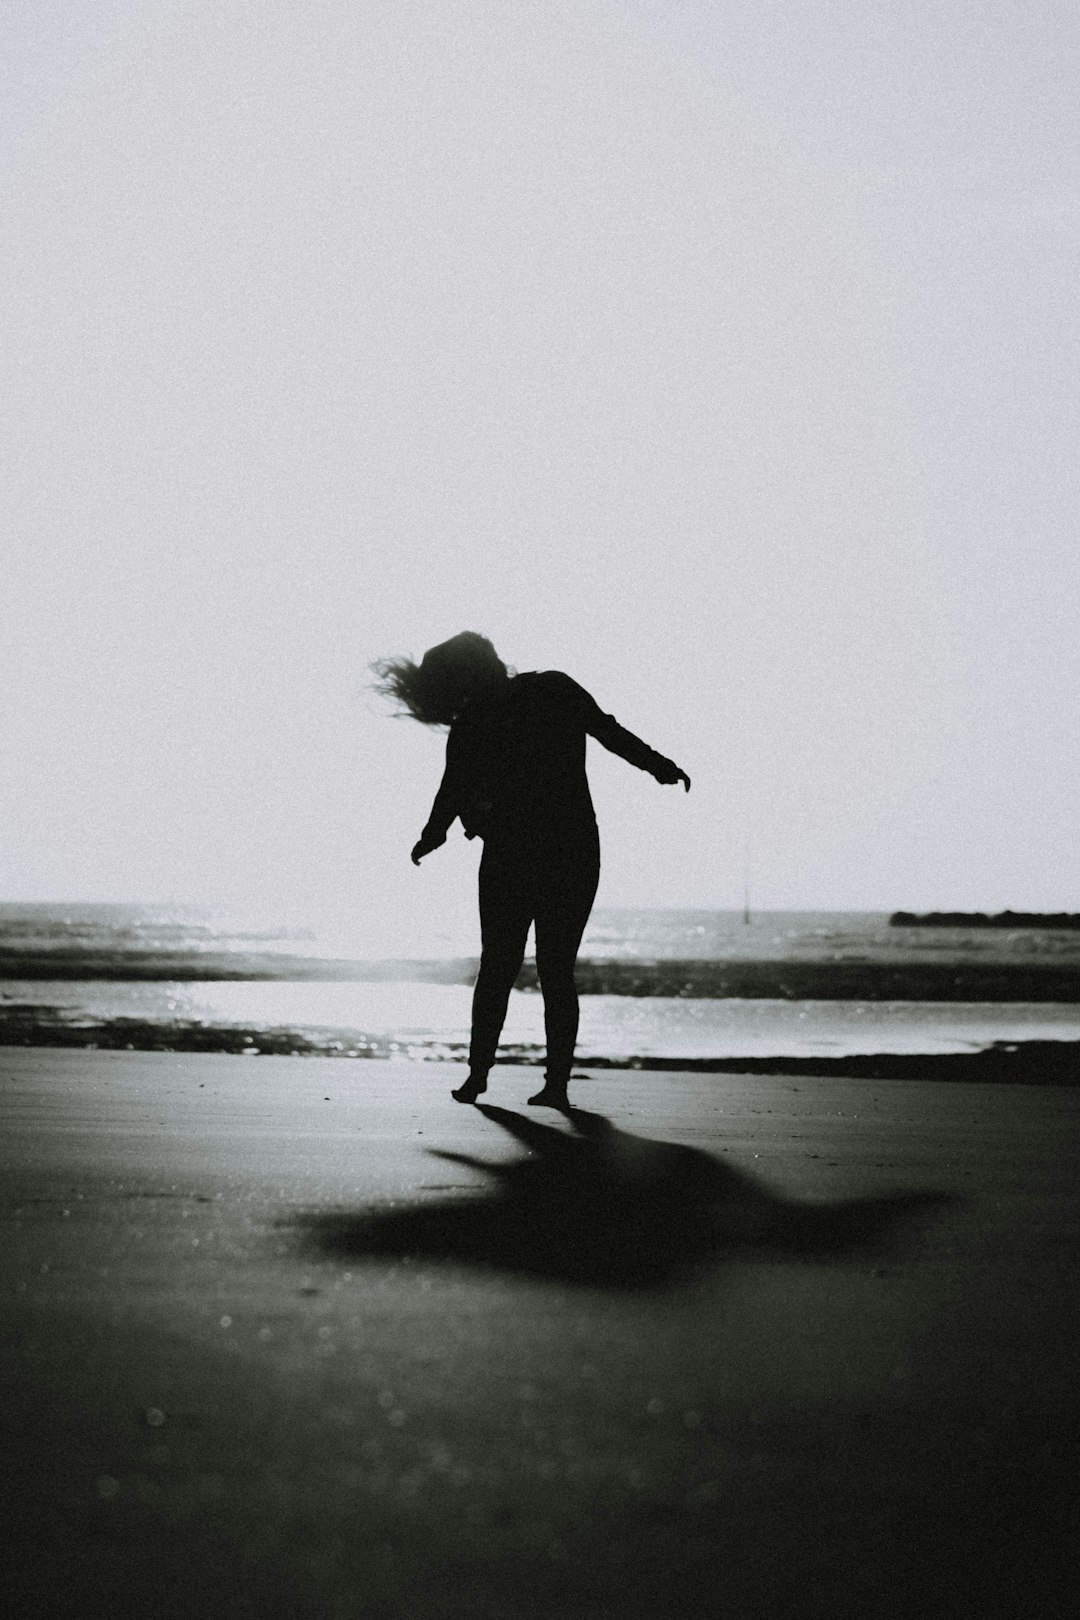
[[655, 759, 691, 791]]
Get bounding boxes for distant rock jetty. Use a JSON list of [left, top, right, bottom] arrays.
[[890, 910, 1080, 930]]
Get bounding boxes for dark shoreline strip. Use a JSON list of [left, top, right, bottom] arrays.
[[1, 1012, 1078, 1083], [3, 953, 1080, 1000]]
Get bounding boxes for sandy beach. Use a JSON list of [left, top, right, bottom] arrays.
[[2, 1047, 1078, 1618]]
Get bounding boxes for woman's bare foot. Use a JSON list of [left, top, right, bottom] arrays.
[[452, 1074, 488, 1103], [526, 1083, 570, 1110]]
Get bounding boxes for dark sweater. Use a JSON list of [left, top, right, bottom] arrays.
[[422, 671, 678, 844]]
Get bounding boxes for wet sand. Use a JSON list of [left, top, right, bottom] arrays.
[[2, 1048, 1078, 1618]]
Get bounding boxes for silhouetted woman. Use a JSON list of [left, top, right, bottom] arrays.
[[373, 633, 690, 1108]]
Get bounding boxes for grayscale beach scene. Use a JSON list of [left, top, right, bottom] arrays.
[[4, 3, 1078, 1617]]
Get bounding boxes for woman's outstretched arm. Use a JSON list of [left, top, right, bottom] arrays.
[[570, 677, 691, 790]]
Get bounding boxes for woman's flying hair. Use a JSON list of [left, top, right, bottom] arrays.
[[371, 631, 507, 726]]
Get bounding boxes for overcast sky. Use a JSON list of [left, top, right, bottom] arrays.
[[3, 0, 1078, 935]]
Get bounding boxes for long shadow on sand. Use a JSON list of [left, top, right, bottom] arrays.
[[295, 1106, 949, 1288]]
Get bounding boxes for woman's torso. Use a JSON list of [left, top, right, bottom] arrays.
[[454, 671, 597, 844]]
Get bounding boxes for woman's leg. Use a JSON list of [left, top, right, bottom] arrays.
[[530, 833, 600, 1103], [454, 843, 533, 1101]]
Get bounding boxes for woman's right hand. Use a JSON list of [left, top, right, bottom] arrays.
[[411, 829, 447, 865]]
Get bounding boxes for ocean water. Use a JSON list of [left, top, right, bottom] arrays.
[[2, 902, 1079, 1066]]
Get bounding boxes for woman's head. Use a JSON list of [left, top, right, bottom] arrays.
[[372, 631, 508, 725]]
